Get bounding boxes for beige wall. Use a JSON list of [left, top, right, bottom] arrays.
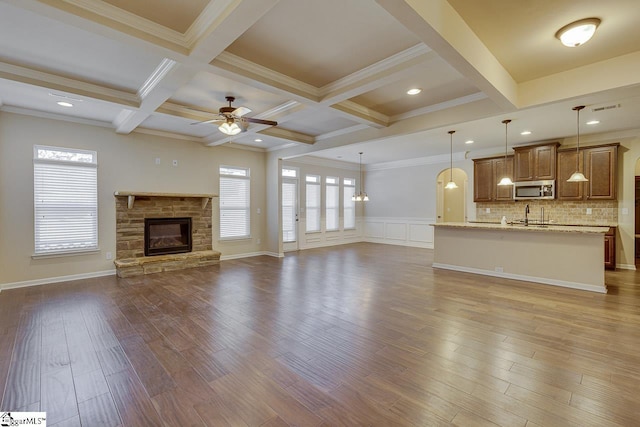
[[442, 168, 467, 222], [0, 112, 266, 286]]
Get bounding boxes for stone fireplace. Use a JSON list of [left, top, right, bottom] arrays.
[[113, 192, 220, 277]]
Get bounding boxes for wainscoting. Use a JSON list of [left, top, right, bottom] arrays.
[[297, 219, 363, 251], [363, 217, 435, 248]]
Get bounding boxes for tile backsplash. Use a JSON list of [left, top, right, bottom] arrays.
[[476, 200, 617, 226]]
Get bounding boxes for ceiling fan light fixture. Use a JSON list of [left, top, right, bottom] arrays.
[[218, 120, 241, 135], [556, 18, 600, 47]]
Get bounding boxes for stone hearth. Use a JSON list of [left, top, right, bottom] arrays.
[[114, 192, 220, 277]]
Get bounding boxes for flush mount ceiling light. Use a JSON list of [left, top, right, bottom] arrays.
[[555, 18, 600, 47], [445, 130, 458, 190], [351, 152, 369, 202], [497, 119, 514, 186], [57, 101, 73, 107], [407, 88, 422, 95], [567, 105, 589, 182]]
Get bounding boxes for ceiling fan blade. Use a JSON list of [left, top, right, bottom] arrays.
[[190, 118, 224, 125], [232, 106, 251, 117], [244, 117, 277, 126]]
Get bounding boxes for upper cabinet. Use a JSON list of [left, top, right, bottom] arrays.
[[513, 142, 559, 181], [557, 143, 618, 200], [473, 156, 514, 202]]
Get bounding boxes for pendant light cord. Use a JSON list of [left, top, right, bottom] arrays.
[[448, 130, 455, 182]]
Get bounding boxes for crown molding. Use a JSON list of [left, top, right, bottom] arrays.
[[391, 92, 488, 122], [319, 44, 431, 97], [213, 52, 320, 101], [61, 0, 186, 47], [183, 0, 240, 48], [138, 58, 178, 100]]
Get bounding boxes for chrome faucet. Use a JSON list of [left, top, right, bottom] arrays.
[[524, 204, 530, 226]]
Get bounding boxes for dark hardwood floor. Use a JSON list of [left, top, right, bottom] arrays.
[[1, 243, 640, 426]]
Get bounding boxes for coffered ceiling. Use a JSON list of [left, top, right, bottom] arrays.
[[0, 0, 639, 164]]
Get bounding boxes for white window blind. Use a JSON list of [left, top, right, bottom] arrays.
[[306, 175, 320, 232], [220, 166, 250, 239], [282, 180, 296, 242], [343, 178, 355, 229], [33, 145, 98, 255], [326, 177, 339, 231]]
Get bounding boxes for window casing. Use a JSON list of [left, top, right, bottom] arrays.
[[33, 145, 98, 255], [325, 176, 339, 231], [219, 166, 251, 239], [305, 175, 321, 232], [343, 178, 356, 229]]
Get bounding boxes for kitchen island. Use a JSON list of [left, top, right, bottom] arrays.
[[431, 222, 610, 293]]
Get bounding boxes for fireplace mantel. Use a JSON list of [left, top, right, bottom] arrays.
[[114, 191, 218, 209]]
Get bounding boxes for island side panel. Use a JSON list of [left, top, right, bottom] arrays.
[[433, 227, 606, 293]]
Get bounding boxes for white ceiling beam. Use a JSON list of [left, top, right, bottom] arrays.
[[0, 61, 139, 107], [376, 0, 518, 111]]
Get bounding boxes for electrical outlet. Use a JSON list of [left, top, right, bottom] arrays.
[[622, 207, 629, 215], [155, 158, 160, 165], [486, 208, 490, 213], [106, 251, 112, 260], [257, 208, 261, 214], [586, 208, 592, 215], [172, 159, 178, 167]]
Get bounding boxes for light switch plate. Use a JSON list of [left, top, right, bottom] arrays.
[[622, 207, 629, 215], [586, 208, 592, 215], [485, 208, 490, 213]]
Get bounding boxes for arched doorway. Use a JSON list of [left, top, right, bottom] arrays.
[[436, 168, 468, 223]]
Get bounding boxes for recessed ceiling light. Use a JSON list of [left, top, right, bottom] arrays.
[[57, 101, 73, 107], [520, 130, 532, 135], [586, 120, 600, 125], [254, 138, 262, 142], [465, 140, 474, 144], [555, 18, 601, 47], [407, 88, 422, 95]]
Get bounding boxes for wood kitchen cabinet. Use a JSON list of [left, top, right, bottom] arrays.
[[513, 142, 559, 181], [605, 227, 616, 270], [557, 143, 618, 200], [473, 156, 513, 202]]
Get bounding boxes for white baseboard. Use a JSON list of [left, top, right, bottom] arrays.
[[432, 262, 607, 294], [363, 237, 433, 249], [220, 251, 283, 260], [1, 269, 116, 292], [616, 263, 637, 271]]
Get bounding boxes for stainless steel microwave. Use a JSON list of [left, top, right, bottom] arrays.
[[514, 180, 555, 200]]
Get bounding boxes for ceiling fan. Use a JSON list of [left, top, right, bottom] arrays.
[[191, 96, 277, 135]]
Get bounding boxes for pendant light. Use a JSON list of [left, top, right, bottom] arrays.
[[445, 130, 458, 189], [567, 105, 589, 182], [497, 119, 513, 186], [352, 152, 369, 202]]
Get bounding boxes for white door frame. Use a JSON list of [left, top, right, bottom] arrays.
[[283, 177, 299, 252]]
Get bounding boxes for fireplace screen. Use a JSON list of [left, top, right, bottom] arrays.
[[144, 217, 192, 256]]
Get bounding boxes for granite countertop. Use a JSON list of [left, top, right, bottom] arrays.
[[431, 222, 610, 234], [469, 220, 618, 228]]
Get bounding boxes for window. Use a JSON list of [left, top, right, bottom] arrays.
[[325, 176, 339, 231], [282, 168, 298, 243], [219, 166, 250, 239], [33, 145, 98, 255], [343, 178, 355, 229], [305, 175, 320, 232]]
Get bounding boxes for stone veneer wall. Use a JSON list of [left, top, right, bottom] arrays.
[[115, 196, 212, 259], [476, 199, 617, 226]]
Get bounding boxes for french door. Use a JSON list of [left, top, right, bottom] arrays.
[[282, 178, 299, 251]]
